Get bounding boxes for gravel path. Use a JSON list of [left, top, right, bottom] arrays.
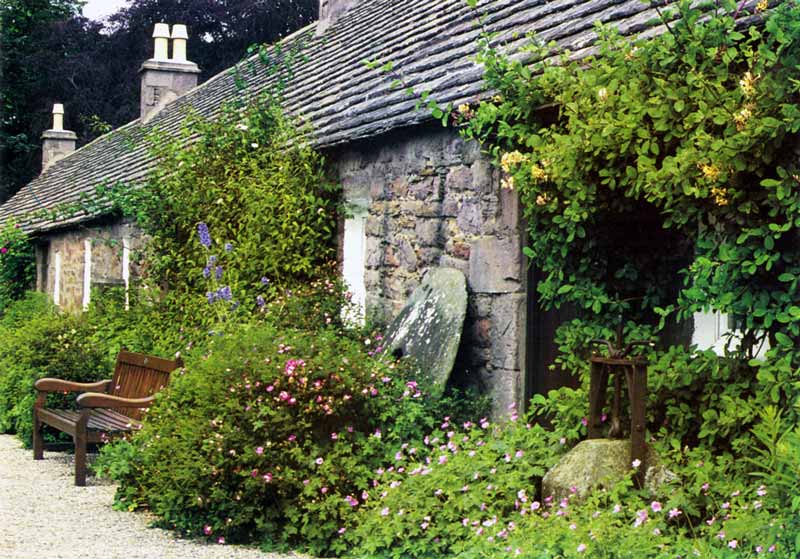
[[0, 435, 308, 559]]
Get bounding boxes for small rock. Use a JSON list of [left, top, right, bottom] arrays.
[[541, 439, 674, 502]]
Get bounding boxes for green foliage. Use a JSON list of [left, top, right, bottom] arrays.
[[99, 98, 339, 334], [0, 220, 35, 314], [94, 324, 468, 555], [459, 1, 800, 369], [348, 417, 560, 558], [0, 293, 111, 447]]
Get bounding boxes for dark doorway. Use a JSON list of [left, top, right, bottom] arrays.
[[524, 262, 579, 410]]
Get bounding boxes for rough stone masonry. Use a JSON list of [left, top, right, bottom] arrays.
[[332, 124, 527, 416]]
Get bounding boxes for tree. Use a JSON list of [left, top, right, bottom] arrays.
[[0, 0, 318, 204], [0, 0, 86, 203]]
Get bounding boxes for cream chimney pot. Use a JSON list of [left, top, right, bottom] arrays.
[[139, 23, 200, 122], [52, 103, 65, 131], [41, 103, 76, 171], [152, 23, 170, 61], [171, 24, 188, 62]]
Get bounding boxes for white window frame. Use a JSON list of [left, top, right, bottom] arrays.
[[692, 310, 769, 358], [122, 237, 131, 310], [82, 239, 92, 310], [53, 251, 61, 307], [342, 202, 368, 325]]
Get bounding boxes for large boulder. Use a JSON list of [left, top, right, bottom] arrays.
[[382, 268, 468, 396], [542, 439, 674, 502]]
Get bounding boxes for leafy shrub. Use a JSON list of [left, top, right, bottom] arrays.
[[95, 323, 455, 555], [348, 415, 560, 558], [0, 293, 111, 446], [0, 220, 35, 314], [100, 97, 339, 334]]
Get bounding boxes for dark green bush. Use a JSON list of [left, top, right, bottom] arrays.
[[0, 293, 111, 447]]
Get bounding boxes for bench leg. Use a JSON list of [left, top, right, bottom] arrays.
[[33, 411, 44, 460], [74, 411, 89, 486], [33, 395, 44, 460]]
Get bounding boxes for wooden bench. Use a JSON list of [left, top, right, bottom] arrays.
[[33, 350, 182, 485]]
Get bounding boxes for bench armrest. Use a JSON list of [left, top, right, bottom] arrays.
[[77, 392, 155, 409], [34, 378, 112, 394]]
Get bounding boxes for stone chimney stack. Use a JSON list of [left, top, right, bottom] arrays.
[[139, 23, 200, 123], [41, 103, 77, 172], [317, 0, 359, 35]]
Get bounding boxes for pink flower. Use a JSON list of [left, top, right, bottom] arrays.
[[728, 540, 738, 549], [321, 487, 328, 494], [668, 508, 681, 519], [255, 446, 264, 455], [315, 457, 324, 465], [0, 247, 7, 254], [651, 501, 662, 513], [203, 525, 212, 535], [632, 459, 642, 469], [381, 507, 390, 516], [217, 537, 225, 544], [577, 543, 587, 553], [331, 432, 338, 440]]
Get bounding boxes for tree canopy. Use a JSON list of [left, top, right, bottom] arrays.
[[0, 0, 317, 204]]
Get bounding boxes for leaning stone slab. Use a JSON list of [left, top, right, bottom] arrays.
[[382, 268, 468, 396], [541, 439, 675, 502]]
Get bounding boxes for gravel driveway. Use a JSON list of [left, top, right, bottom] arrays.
[[0, 435, 307, 559]]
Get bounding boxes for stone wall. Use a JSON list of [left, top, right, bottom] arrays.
[[36, 219, 143, 312], [331, 125, 527, 415]]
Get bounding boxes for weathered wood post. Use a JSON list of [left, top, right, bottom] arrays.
[[588, 328, 651, 487]]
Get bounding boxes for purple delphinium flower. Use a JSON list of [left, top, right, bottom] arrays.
[[206, 291, 216, 304], [215, 266, 223, 280], [256, 295, 265, 307], [217, 286, 232, 301], [261, 276, 270, 286], [224, 242, 233, 252], [203, 266, 211, 279], [197, 222, 212, 248], [208, 255, 217, 265]]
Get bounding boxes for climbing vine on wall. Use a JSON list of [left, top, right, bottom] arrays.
[[457, 0, 800, 359], [0, 220, 35, 314]]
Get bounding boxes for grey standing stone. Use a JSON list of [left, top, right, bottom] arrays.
[[382, 268, 468, 396]]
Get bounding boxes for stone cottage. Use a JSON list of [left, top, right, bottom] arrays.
[[0, 0, 732, 414]]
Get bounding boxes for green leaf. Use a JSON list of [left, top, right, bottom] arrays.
[[774, 332, 793, 347]]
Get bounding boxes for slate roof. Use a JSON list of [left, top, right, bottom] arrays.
[[0, 0, 692, 232]]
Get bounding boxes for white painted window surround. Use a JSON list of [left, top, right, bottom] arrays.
[[122, 237, 131, 310], [53, 251, 61, 307], [82, 239, 92, 310], [692, 310, 769, 357], [342, 203, 368, 325]]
